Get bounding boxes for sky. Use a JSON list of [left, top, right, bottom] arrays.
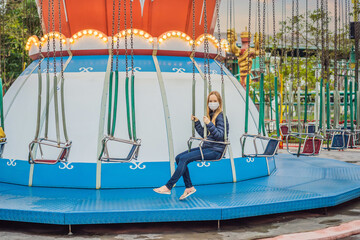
[[218, 0, 349, 35]]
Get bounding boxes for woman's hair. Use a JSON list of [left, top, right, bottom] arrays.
[[207, 91, 223, 125]]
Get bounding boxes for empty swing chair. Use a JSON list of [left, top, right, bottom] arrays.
[[240, 0, 280, 158], [240, 74, 280, 158], [324, 2, 359, 151], [326, 74, 356, 150], [28, 0, 72, 164], [99, 0, 141, 163], [187, 0, 230, 162], [283, 0, 324, 157]]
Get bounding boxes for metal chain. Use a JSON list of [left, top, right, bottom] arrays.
[[125, 0, 128, 78], [261, 0, 266, 73], [191, 0, 196, 139], [346, 0, 350, 68], [192, 0, 196, 83], [305, 0, 308, 85], [203, 0, 211, 88], [47, 0, 51, 73], [296, 0, 300, 88], [257, 0, 261, 72], [281, 0, 285, 66], [216, 0, 223, 83], [291, 0, 294, 80], [325, 0, 329, 83], [130, 0, 134, 76], [354, 1, 360, 92], [110, 0, 115, 72], [272, 0, 277, 76], [316, 0, 320, 69], [38, 0, 43, 71], [59, 0, 63, 81], [229, 0, 232, 30], [248, 0, 251, 72], [203, 0, 209, 88], [341, 0, 346, 72], [320, 0, 324, 79], [283, 0, 287, 64], [115, 0, 121, 71], [257, 0, 262, 71], [334, 0, 338, 88], [51, 0, 56, 76]]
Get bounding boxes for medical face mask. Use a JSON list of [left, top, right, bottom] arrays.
[[209, 102, 219, 111]]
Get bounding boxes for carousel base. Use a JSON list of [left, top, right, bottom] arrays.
[[0, 154, 358, 225]]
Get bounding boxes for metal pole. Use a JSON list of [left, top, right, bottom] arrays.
[[354, 0, 360, 130]]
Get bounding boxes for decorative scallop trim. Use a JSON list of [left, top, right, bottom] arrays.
[[25, 29, 229, 53], [69, 29, 108, 44]]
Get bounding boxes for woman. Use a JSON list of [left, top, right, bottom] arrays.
[[154, 91, 229, 200]]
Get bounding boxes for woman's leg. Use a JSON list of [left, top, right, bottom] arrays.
[[175, 148, 200, 189], [201, 148, 223, 160], [175, 148, 221, 189], [166, 148, 202, 190]]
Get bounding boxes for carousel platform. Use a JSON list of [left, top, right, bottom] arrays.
[[0, 154, 359, 225]]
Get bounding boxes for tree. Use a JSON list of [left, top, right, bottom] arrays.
[[251, 7, 351, 97], [0, 0, 41, 92]]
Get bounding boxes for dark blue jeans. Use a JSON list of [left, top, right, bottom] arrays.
[[165, 147, 222, 190]]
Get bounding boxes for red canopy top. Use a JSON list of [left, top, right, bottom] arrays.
[[38, 0, 218, 39]]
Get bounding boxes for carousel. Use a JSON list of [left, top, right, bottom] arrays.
[[0, 0, 358, 227]]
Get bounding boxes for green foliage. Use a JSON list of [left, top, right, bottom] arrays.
[[0, 0, 41, 91], [251, 8, 350, 98]]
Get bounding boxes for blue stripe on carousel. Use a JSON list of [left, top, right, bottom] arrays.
[[193, 57, 222, 75], [101, 161, 171, 188], [234, 157, 269, 181], [157, 56, 199, 74], [28, 56, 224, 74], [0, 157, 273, 188], [185, 158, 234, 185], [32, 162, 96, 188], [38, 57, 71, 73], [66, 55, 108, 72], [20, 61, 39, 76], [112, 55, 157, 72], [0, 159, 30, 186]]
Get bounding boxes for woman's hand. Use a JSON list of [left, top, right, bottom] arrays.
[[191, 115, 199, 122], [203, 116, 210, 125]]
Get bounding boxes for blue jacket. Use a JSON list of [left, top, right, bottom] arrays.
[[195, 111, 229, 153]]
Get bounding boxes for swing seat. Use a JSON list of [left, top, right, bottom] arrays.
[[28, 138, 72, 164], [348, 134, 356, 148], [302, 138, 322, 155], [306, 124, 316, 134], [0, 138, 6, 158], [99, 136, 141, 163], [280, 124, 289, 136], [330, 133, 345, 149], [285, 133, 324, 156], [0, 127, 7, 158], [240, 134, 280, 158], [187, 137, 230, 162], [347, 131, 359, 148], [326, 129, 348, 150], [32, 159, 58, 164], [0, 127, 6, 140]]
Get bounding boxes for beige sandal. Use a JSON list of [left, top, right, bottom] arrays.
[[179, 189, 196, 200], [153, 188, 171, 195]]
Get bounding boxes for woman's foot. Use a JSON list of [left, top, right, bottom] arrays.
[[179, 187, 196, 200], [153, 185, 171, 195]]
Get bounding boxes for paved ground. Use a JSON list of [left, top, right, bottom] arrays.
[[0, 149, 359, 240]]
